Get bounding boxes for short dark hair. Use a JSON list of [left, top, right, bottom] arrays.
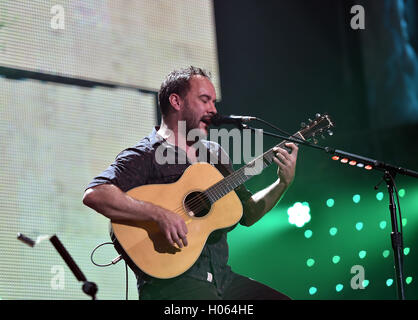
[[158, 66, 211, 117]]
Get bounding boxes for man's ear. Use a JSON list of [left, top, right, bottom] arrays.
[[168, 93, 182, 112]]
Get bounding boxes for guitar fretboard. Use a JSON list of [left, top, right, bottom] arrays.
[[204, 132, 304, 203]]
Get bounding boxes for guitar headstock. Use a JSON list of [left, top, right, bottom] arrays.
[[299, 113, 335, 144]]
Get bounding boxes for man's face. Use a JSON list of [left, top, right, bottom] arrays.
[[181, 75, 217, 136]]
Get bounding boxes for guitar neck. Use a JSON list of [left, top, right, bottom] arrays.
[[205, 132, 304, 203]]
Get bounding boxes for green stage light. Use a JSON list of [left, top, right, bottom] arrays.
[[383, 250, 390, 258], [353, 194, 361, 203], [402, 218, 407, 227], [355, 222, 364, 231], [309, 287, 317, 295], [359, 250, 367, 259], [306, 258, 315, 267], [376, 192, 384, 201], [336, 284, 344, 292], [362, 280, 370, 288], [287, 202, 311, 228], [304, 229, 313, 239], [386, 279, 393, 287], [406, 277, 413, 285], [398, 189, 406, 197], [329, 227, 338, 236], [379, 221, 387, 230], [404, 247, 410, 255], [332, 255, 341, 264], [326, 198, 335, 207]]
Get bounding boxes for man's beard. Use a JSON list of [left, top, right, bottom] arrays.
[[182, 101, 207, 140]]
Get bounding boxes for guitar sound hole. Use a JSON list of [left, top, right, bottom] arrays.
[[184, 192, 211, 217]]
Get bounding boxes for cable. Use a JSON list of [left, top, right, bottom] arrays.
[[254, 117, 308, 144], [387, 173, 403, 236], [90, 242, 115, 267], [125, 261, 128, 300], [254, 117, 298, 138], [90, 241, 129, 300]]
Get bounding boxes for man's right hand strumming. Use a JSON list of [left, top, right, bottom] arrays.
[[83, 184, 188, 248]]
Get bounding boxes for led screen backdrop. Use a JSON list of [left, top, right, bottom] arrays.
[[0, 0, 219, 300], [0, 0, 220, 93], [0, 77, 156, 299]]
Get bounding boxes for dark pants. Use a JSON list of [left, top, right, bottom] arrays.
[[139, 272, 291, 300]]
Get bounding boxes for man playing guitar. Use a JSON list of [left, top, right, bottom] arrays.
[[83, 66, 297, 299]]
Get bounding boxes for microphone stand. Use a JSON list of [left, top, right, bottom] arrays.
[[230, 119, 417, 300], [50, 235, 98, 300], [322, 148, 417, 300]]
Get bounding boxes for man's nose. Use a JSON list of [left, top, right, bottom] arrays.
[[209, 102, 217, 114]]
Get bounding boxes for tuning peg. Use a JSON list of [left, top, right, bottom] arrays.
[[313, 138, 318, 144], [321, 134, 326, 140], [327, 130, 333, 136], [315, 113, 321, 118], [301, 122, 307, 128], [308, 118, 313, 123]]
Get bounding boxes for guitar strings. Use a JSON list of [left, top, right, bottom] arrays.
[[172, 149, 274, 216], [161, 129, 317, 217], [169, 165, 256, 216], [165, 139, 288, 217], [168, 163, 263, 217]]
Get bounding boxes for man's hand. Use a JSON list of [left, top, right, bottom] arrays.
[[83, 184, 188, 248], [273, 143, 298, 187], [156, 209, 188, 248]]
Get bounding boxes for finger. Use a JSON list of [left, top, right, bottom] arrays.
[[180, 233, 188, 247], [181, 224, 188, 247], [168, 225, 183, 248], [273, 157, 286, 169], [275, 152, 290, 165], [165, 230, 174, 247], [276, 148, 291, 161], [171, 233, 183, 248], [181, 220, 188, 235], [285, 143, 299, 156]]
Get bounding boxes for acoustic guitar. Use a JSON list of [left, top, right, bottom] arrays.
[[111, 114, 335, 279]]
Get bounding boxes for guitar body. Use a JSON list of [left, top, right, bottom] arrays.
[[111, 162, 243, 279]]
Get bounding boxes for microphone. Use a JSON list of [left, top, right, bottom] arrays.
[[211, 114, 256, 126]]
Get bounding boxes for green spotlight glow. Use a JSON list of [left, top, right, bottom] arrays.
[[306, 258, 315, 267], [326, 198, 335, 207], [404, 247, 410, 255], [376, 192, 384, 201], [355, 222, 364, 231], [402, 218, 407, 226], [383, 250, 390, 258], [386, 279, 393, 287], [359, 250, 367, 259], [336, 284, 343, 292], [352, 194, 361, 203], [309, 287, 317, 295], [329, 227, 338, 236], [332, 255, 340, 264], [398, 189, 405, 197], [304, 229, 313, 239], [379, 221, 387, 230], [362, 280, 369, 288], [406, 277, 413, 285], [287, 202, 311, 228]]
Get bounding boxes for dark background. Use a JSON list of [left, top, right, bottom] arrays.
[[213, 0, 418, 300]]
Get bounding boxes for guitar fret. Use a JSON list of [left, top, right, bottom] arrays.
[[206, 131, 310, 203]]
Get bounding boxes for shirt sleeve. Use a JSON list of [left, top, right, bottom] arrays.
[[85, 147, 152, 193]]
